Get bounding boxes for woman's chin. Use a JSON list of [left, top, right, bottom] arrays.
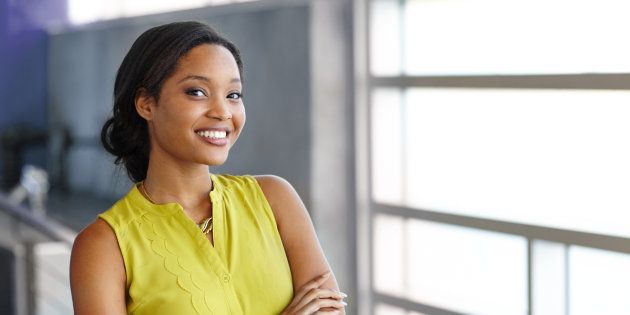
[[201, 154, 229, 167]]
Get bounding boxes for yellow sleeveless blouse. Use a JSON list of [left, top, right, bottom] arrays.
[[98, 174, 294, 315]]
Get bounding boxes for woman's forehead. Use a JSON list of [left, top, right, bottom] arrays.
[[173, 44, 241, 81]]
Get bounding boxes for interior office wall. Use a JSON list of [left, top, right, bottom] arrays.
[[48, 3, 311, 205], [309, 1, 356, 314]]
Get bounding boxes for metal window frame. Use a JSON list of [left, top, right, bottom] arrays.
[[357, 0, 630, 314]]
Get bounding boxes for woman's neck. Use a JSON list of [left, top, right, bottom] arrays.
[[142, 151, 214, 216]]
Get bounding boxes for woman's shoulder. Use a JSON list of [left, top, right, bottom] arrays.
[[213, 174, 302, 226], [74, 218, 115, 244], [252, 175, 303, 226], [97, 186, 149, 231], [252, 174, 294, 200], [215, 173, 293, 201], [72, 219, 119, 258], [71, 219, 125, 282], [70, 219, 127, 313]]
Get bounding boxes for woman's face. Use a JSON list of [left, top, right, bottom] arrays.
[[143, 44, 245, 167]]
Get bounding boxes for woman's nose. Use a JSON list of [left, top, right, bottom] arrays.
[[206, 97, 232, 121]]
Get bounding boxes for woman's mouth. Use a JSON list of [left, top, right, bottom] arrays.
[[195, 130, 229, 146]]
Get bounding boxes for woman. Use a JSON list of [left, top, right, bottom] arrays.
[[70, 21, 346, 315]]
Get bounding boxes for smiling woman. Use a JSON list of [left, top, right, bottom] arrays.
[[135, 44, 246, 169], [69, 21, 346, 315]]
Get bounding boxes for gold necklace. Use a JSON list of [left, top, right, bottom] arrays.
[[140, 182, 213, 234], [198, 217, 213, 235]]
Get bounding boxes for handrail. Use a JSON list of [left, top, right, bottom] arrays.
[[0, 193, 76, 245]]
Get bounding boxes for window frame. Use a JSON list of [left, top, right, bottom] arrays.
[[356, 0, 630, 314]]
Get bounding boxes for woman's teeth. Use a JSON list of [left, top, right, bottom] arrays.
[[196, 130, 227, 139]]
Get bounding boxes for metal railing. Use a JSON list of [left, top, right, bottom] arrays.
[[0, 194, 76, 245], [0, 189, 76, 315]]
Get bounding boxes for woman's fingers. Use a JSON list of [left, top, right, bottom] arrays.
[[298, 297, 347, 314], [315, 289, 347, 300], [282, 271, 349, 315], [285, 272, 330, 311], [290, 272, 331, 306], [293, 288, 346, 311]]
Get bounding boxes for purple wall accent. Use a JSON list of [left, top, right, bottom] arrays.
[[0, 0, 57, 128], [0, 0, 66, 184]]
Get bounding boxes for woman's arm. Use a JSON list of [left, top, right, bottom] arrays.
[[70, 219, 127, 315], [256, 175, 347, 314]]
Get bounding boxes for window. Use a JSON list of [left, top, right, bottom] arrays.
[[67, 0, 259, 24], [362, 0, 630, 313]]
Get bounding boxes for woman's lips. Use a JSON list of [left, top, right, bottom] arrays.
[[195, 130, 229, 146]]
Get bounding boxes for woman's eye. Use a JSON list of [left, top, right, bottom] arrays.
[[227, 92, 242, 100], [186, 88, 206, 97]]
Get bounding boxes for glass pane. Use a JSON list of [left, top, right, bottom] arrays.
[[68, 0, 258, 24], [406, 219, 527, 315], [569, 246, 630, 314], [375, 304, 406, 315], [405, 88, 630, 238], [370, 0, 402, 75], [67, 0, 116, 23], [373, 214, 405, 296], [371, 88, 403, 204], [404, 0, 630, 75], [532, 240, 566, 315], [119, 0, 208, 17]]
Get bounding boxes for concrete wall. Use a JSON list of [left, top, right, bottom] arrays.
[[309, 1, 357, 314]]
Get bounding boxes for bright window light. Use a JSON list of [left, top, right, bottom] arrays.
[[406, 219, 527, 315], [67, 0, 259, 24], [374, 304, 407, 315], [570, 246, 630, 314], [370, 0, 402, 76], [373, 214, 405, 296], [532, 240, 566, 315], [399, 88, 630, 237], [371, 88, 404, 204], [380, 0, 630, 75]]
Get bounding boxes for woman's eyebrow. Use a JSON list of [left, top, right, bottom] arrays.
[[178, 75, 241, 84], [178, 75, 209, 83]]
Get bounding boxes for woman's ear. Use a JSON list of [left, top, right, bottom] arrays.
[[135, 88, 156, 121]]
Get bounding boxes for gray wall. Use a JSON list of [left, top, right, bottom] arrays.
[[48, 3, 311, 206]]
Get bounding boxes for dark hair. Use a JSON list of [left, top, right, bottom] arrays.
[[101, 21, 243, 183]]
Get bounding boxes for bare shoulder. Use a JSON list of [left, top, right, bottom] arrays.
[[254, 175, 295, 201], [253, 175, 303, 224], [74, 218, 117, 245], [70, 219, 127, 314], [71, 219, 121, 263]]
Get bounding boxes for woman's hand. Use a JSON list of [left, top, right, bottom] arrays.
[[281, 272, 347, 315]]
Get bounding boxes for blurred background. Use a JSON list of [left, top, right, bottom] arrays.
[[2, 0, 630, 314]]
